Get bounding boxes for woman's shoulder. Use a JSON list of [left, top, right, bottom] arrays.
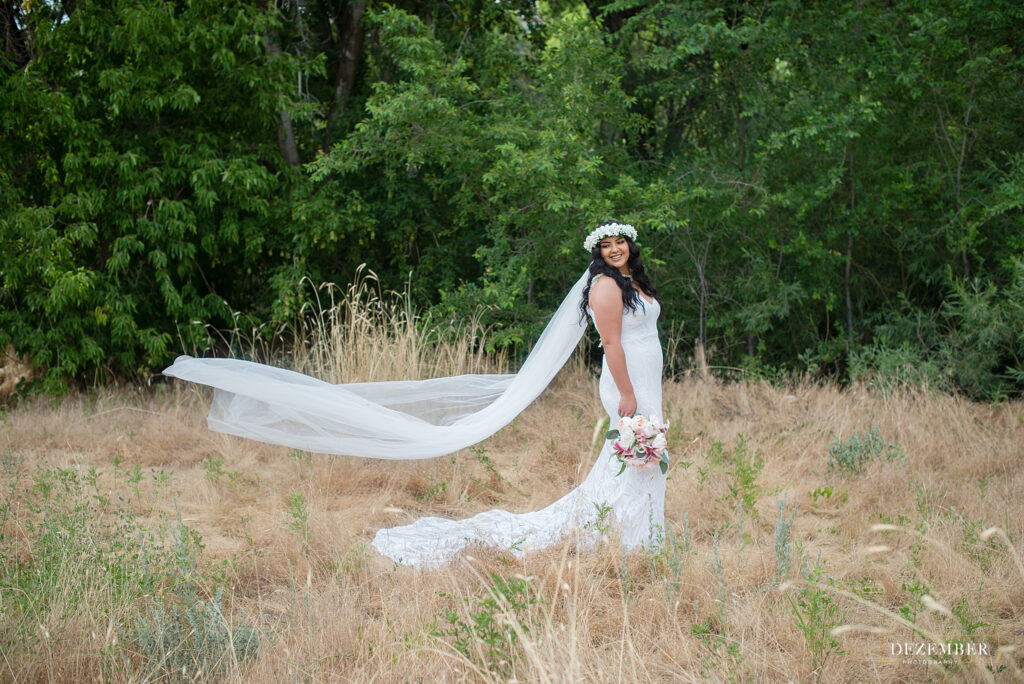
[[588, 273, 622, 308], [590, 273, 618, 290]]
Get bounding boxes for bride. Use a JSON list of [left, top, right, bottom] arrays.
[[163, 221, 665, 568]]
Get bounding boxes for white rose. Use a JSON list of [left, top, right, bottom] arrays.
[[631, 415, 647, 433], [618, 426, 635, 447], [649, 414, 663, 431]]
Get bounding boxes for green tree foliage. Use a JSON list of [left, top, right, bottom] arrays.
[[308, 5, 648, 346], [1, 0, 306, 392], [2, 0, 1023, 398], [583, 0, 1024, 394]]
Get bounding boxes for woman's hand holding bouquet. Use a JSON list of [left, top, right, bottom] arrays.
[[606, 414, 669, 475]]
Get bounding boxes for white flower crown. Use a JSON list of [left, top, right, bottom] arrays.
[[583, 222, 638, 251]]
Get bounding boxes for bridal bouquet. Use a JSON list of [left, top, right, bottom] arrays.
[[606, 414, 670, 475]]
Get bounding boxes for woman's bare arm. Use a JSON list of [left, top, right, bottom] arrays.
[[589, 277, 636, 417]]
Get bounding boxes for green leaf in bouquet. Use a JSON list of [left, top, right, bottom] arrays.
[[659, 451, 669, 475], [605, 429, 620, 440], [615, 460, 627, 477]]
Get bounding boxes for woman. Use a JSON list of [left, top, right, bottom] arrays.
[[164, 222, 665, 567], [371, 221, 665, 566]]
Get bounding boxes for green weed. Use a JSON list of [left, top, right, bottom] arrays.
[[690, 617, 747, 680], [471, 444, 512, 491], [786, 563, 846, 675], [431, 573, 540, 678], [415, 478, 448, 505], [203, 454, 240, 488], [583, 500, 612, 536], [699, 435, 764, 519], [285, 493, 311, 545]]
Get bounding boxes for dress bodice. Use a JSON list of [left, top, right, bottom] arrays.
[[587, 276, 663, 419], [587, 275, 661, 342]]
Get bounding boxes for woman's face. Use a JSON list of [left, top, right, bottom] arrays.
[[599, 235, 631, 274]]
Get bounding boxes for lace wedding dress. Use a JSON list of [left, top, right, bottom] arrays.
[[372, 281, 665, 567]]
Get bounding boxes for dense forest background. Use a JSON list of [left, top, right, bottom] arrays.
[[2, 0, 1023, 398]]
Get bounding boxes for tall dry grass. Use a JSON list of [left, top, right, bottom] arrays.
[[2, 278, 1023, 682], [188, 265, 505, 384], [292, 265, 506, 383]]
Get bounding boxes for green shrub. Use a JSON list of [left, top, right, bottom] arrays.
[[848, 342, 948, 395], [854, 258, 1024, 400], [826, 427, 904, 475], [0, 0, 303, 393]]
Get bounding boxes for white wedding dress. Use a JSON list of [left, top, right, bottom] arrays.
[[163, 270, 666, 569], [372, 280, 666, 567]]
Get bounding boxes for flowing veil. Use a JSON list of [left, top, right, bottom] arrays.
[[162, 271, 590, 459]]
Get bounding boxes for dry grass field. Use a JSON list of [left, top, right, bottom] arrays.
[[2, 284, 1023, 682]]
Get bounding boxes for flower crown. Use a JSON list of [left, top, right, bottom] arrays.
[[583, 222, 638, 251]]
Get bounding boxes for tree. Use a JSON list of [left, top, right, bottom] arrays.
[[1, 0, 304, 392]]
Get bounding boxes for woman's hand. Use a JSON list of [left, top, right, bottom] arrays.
[[618, 391, 637, 418]]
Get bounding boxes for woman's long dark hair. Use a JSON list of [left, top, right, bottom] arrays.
[[578, 225, 657, 323]]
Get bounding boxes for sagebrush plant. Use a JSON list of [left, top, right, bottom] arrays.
[[128, 514, 259, 680], [131, 586, 259, 681], [827, 426, 904, 475], [774, 495, 798, 583], [646, 524, 688, 601]]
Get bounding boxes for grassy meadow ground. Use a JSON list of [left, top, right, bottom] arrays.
[[2, 281, 1023, 682], [3, 367, 1023, 682]]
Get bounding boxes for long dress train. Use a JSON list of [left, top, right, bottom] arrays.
[[163, 272, 593, 460], [372, 290, 666, 568]]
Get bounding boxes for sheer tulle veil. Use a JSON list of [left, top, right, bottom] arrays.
[[162, 270, 590, 459]]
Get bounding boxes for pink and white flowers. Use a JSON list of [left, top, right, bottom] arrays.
[[606, 414, 670, 475]]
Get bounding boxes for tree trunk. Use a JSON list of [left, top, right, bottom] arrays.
[[694, 340, 709, 382], [264, 31, 301, 166], [581, 1, 639, 33], [1, 0, 31, 68], [845, 0, 862, 348], [276, 108, 301, 167], [325, 0, 366, 145], [846, 146, 855, 347]]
